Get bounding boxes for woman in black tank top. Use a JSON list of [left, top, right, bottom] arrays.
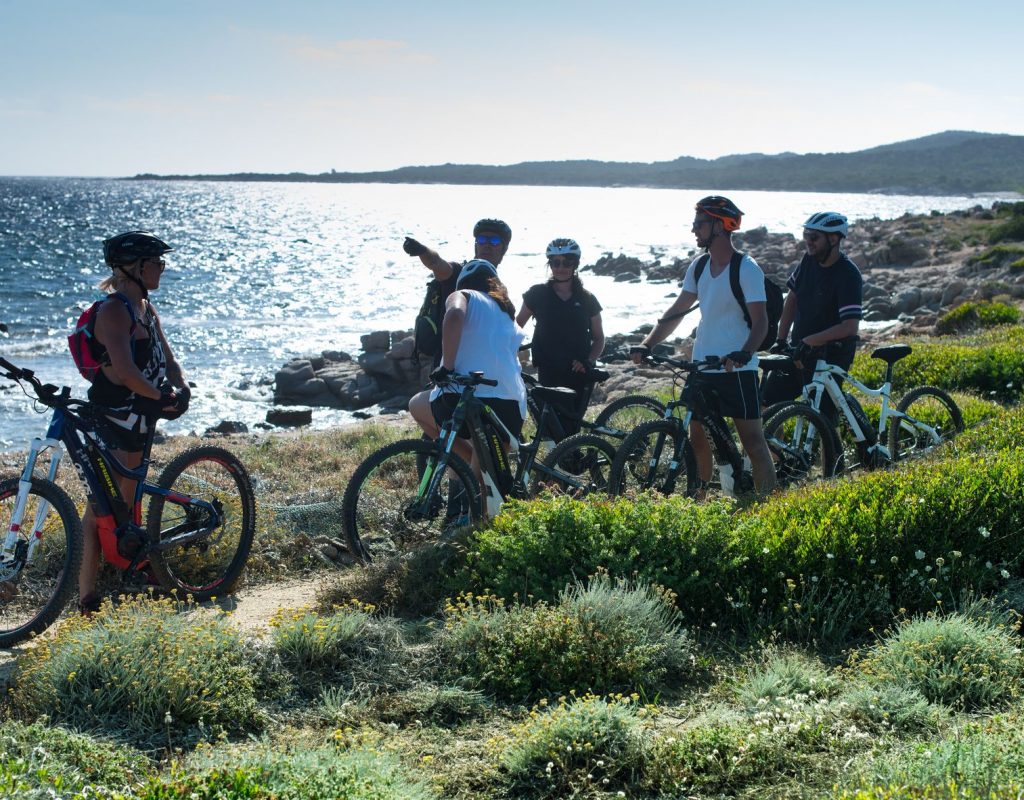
[[77, 231, 190, 615]]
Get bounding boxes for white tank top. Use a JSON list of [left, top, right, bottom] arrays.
[[429, 289, 527, 418]]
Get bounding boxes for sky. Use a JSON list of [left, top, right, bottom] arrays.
[[2, 0, 1023, 177]]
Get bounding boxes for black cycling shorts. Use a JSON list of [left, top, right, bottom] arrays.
[[89, 410, 148, 453], [431, 394, 524, 442], [690, 371, 762, 420]]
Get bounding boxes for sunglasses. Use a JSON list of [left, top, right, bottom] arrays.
[[548, 257, 578, 268], [143, 257, 167, 271], [475, 234, 504, 246], [803, 232, 824, 243]]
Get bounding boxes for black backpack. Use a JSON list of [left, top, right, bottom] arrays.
[[693, 251, 784, 352], [413, 278, 445, 358]]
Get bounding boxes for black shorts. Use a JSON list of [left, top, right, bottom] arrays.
[[431, 394, 524, 442], [90, 411, 148, 453], [690, 371, 762, 420]]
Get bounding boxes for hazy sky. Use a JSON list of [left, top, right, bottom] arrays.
[[2, 0, 1022, 176]]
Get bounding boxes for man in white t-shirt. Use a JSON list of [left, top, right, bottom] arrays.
[[633, 196, 777, 495]]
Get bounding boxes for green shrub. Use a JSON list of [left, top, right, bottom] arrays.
[[988, 214, 1024, 244], [840, 683, 944, 733], [0, 719, 150, 798], [496, 694, 648, 798], [437, 576, 694, 701], [11, 595, 268, 739], [832, 785, 1024, 799], [735, 650, 834, 710], [851, 611, 1023, 710], [935, 301, 1020, 335], [456, 493, 738, 616], [851, 326, 1024, 400], [837, 713, 1024, 799], [145, 743, 432, 800], [270, 602, 406, 692]]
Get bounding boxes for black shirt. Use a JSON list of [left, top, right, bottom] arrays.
[[787, 253, 863, 342], [523, 282, 602, 371]]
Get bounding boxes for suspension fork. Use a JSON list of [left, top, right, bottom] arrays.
[[2, 436, 64, 565]]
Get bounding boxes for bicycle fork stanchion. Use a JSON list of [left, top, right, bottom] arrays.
[[3, 436, 64, 570]]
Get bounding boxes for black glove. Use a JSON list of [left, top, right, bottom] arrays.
[[132, 390, 177, 419], [769, 338, 789, 355], [429, 365, 453, 385], [164, 384, 191, 420], [403, 236, 428, 257], [630, 345, 651, 359], [725, 350, 752, 367], [793, 342, 819, 367]]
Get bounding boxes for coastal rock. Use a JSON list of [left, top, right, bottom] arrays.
[[205, 420, 249, 436], [267, 407, 313, 427]]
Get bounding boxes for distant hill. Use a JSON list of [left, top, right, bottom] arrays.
[[133, 130, 1024, 195]]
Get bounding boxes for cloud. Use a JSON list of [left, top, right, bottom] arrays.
[[284, 36, 435, 67]]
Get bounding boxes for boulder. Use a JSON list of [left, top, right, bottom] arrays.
[[204, 420, 248, 436], [360, 330, 391, 353], [267, 407, 313, 427]]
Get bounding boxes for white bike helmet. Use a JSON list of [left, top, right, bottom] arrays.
[[546, 238, 582, 259], [456, 259, 498, 289], [803, 211, 848, 238]]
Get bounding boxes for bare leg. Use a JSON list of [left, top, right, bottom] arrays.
[[733, 418, 777, 495], [688, 420, 713, 483], [78, 447, 142, 605]]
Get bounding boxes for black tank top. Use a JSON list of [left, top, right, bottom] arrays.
[[88, 302, 167, 411]]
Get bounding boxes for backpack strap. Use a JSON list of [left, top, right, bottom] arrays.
[[727, 251, 753, 329], [692, 253, 711, 283], [108, 292, 139, 334]]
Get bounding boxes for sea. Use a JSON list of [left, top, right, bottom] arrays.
[[0, 177, 1013, 450]]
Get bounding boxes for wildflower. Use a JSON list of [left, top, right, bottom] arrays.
[[827, 553, 834, 559], [935, 557, 945, 567], [1001, 569, 1011, 579], [979, 526, 991, 538], [164, 711, 173, 725], [915, 550, 925, 560], [891, 556, 899, 564]]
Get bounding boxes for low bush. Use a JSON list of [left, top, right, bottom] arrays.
[[437, 576, 694, 701], [0, 719, 150, 798], [850, 610, 1022, 710], [270, 602, 407, 692], [840, 683, 944, 734], [11, 595, 269, 740], [496, 694, 648, 798], [988, 209, 1024, 244], [735, 650, 835, 710], [145, 742, 432, 800], [935, 300, 1020, 335], [851, 325, 1024, 400]]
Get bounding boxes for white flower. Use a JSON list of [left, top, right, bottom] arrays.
[[915, 550, 925, 560], [979, 526, 991, 538], [826, 553, 834, 559], [987, 561, 993, 569], [935, 557, 945, 567], [763, 547, 770, 554], [1001, 569, 1011, 579]]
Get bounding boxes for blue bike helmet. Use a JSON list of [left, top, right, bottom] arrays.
[[456, 259, 498, 289]]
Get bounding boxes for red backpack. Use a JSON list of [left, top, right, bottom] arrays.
[[68, 293, 137, 382]]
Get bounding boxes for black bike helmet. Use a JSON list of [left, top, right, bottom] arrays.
[[102, 231, 173, 268], [473, 218, 512, 243], [695, 196, 743, 232]]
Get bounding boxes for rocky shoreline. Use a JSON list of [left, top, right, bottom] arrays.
[[263, 203, 1024, 428]]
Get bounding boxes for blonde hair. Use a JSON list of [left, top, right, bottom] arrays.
[[98, 261, 140, 293]]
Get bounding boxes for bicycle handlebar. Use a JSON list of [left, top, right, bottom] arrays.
[[634, 351, 723, 372], [433, 370, 499, 389]]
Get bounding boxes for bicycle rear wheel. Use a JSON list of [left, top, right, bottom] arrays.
[[888, 385, 964, 461], [537, 433, 617, 499], [608, 419, 696, 497], [591, 394, 666, 440], [146, 446, 256, 601], [0, 477, 82, 647], [342, 438, 481, 564], [763, 403, 839, 488]]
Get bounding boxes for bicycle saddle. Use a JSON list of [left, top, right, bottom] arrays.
[[870, 344, 912, 364], [533, 385, 579, 405], [757, 354, 796, 372]]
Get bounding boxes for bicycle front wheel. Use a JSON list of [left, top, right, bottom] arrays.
[[608, 419, 696, 497], [591, 394, 666, 440], [537, 433, 617, 499], [763, 403, 839, 488], [888, 385, 964, 462], [146, 446, 256, 601], [342, 438, 481, 564], [0, 477, 82, 647]]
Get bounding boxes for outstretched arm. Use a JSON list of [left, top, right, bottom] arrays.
[[404, 236, 454, 281]]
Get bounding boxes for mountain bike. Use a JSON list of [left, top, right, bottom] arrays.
[[608, 353, 838, 498], [759, 343, 963, 471], [341, 370, 617, 564], [0, 358, 256, 647]]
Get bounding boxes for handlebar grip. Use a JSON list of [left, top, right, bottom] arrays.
[[0, 357, 17, 374], [481, 377, 499, 387]]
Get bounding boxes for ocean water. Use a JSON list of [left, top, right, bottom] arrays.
[[0, 177, 1010, 450]]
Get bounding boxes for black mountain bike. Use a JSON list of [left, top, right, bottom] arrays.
[[341, 371, 618, 564], [608, 353, 838, 498], [0, 358, 256, 646]]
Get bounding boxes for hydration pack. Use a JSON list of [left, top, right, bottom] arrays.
[[68, 292, 137, 382], [413, 278, 445, 359], [693, 251, 784, 351]]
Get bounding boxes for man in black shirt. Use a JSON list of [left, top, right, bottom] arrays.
[[763, 211, 863, 420]]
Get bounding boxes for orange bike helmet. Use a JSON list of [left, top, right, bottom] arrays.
[[695, 196, 743, 232]]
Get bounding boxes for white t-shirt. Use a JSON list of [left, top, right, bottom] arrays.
[[429, 289, 527, 417], [681, 253, 766, 372]]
